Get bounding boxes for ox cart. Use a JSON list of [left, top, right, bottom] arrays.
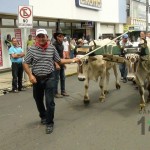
[[77, 38, 150, 110]]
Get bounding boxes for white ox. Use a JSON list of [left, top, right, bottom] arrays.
[[77, 39, 121, 104]]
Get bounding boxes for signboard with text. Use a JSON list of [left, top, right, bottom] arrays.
[[75, 0, 102, 10], [18, 5, 33, 28]]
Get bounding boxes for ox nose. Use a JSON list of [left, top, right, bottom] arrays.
[[78, 74, 86, 81]]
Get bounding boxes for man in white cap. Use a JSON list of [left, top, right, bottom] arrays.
[[23, 29, 80, 134]]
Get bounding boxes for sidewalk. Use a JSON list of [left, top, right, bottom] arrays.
[[0, 63, 77, 94]]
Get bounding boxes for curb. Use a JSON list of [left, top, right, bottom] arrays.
[[0, 72, 77, 96]]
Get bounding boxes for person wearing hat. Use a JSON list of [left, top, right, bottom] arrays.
[[53, 30, 70, 98], [23, 29, 80, 134], [119, 33, 132, 83]]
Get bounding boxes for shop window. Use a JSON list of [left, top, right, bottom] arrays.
[[49, 22, 56, 28], [72, 23, 81, 28], [2, 19, 14, 26], [39, 21, 48, 27], [33, 21, 38, 27], [65, 23, 71, 27], [60, 22, 65, 28]]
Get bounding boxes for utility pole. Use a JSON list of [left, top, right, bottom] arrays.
[[146, 0, 149, 32]]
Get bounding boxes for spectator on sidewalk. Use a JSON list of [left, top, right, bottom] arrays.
[[9, 37, 25, 92], [23, 29, 79, 134], [5, 34, 12, 50], [74, 38, 84, 56], [27, 35, 35, 51], [69, 37, 76, 58], [53, 30, 70, 98], [63, 37, 70, 59]]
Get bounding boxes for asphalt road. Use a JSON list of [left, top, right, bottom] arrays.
[[0, 73, 150, 150]]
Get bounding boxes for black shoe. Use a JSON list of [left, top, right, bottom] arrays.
[[123, 78, 127, 83], [18, 88, 26, 91], [12, 90, 19, 93], [41, 118, 46, 125], [46, 124, 54, 134]]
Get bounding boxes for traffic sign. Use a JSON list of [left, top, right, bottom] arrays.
[[18, 6, 33, 28]]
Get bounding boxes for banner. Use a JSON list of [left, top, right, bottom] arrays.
[[14, 29, 22, 47], [0, 30, 3, 66], [30, 28, 36, 40]]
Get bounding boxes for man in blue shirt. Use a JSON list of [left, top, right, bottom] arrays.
[[9, 37, 25, 92]]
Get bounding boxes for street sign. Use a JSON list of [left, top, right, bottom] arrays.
[[18, 6, 33, 28]]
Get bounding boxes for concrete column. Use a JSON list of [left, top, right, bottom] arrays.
[[115, 24, 124, 35], [95, 22, 102, 40], [56, 19, 60, 32]]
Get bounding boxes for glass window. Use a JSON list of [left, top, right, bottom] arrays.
[[49, 22, 56, 27], [39, 21, 48, 27], [60, 22, 65, 28], [65, 23, 71, 27], [2, 19, 14, 26], [33, 21, 38, 27], [72, 23, 81, 28]]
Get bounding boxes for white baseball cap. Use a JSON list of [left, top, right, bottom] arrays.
[[36, 29, 47, 36]]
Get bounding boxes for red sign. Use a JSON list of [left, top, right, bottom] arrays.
[[0, 30, 3, 66], [20, 7, 31, 18], [18, 6, 33, 28], [14, 29, 22, 48], [30, 29, 36, 40]]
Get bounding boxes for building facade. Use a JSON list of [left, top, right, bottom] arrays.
[[125, 0, 150, 41], [0, 0, 126, 70]]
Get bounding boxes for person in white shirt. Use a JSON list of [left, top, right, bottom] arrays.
[[137, 31, 146, 42], [63, 37, 70, 59]]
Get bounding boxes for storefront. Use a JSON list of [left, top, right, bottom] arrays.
[[0, 0, 126, 70]]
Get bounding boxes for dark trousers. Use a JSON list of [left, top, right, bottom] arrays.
[[70, 49, 74, 58], [11, 62, 23, 91], [54, 66, 65, 94], [33, 72, 55, 125], [119, 62, 128, 79]]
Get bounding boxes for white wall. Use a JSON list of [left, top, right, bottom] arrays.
[[99, 0, 119, 22], [29, 0, 124, 23], [101, 25, 115, 34]]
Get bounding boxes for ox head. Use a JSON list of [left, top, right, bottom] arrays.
[[125, 53, 140, 63], [77, 55, 98, 81]]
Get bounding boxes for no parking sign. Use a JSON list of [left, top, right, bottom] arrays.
[[18, 6, 33, 28]]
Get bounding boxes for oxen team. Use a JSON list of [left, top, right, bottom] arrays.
[[76, 38, 150, 111]]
